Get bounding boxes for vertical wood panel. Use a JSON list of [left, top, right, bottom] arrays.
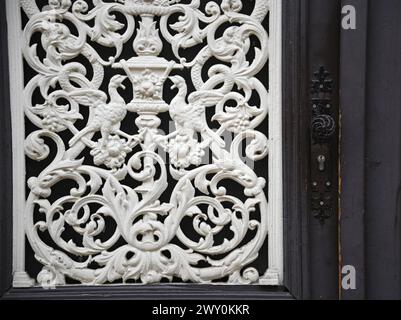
[[339, 0, 369, 300], [365, 0, 401, 300], [282, 0, 311, 299], [308, 0, 341, 300]]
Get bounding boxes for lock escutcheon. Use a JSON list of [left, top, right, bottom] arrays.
[[317, 155, 326, 172]]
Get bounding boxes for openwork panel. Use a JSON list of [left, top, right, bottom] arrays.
[[8, 0, 283, 287]]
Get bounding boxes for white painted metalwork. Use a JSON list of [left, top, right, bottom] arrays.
[[7, 0, 282, 287]]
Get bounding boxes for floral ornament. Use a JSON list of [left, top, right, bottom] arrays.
[[44, 0, 72, 13], [33, 100, 83, 133], [228, 267, 260, 284], [221, 26, 248, 50], [90, 135, 132, 170], [213, 101, 263, 133], [119, 0, 181, 6], [241, 267, 260, 283], [167, 132, 205, 169], [132, 69, 163, 100], [133, 21, 163, 56], [221, 0, 243, 13], [37, 266, 64, 289]]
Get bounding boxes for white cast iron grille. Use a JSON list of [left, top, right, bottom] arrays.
[[8, 0, 283, 287]]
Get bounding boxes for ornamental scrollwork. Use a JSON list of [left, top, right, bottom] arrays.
[[20, 0, 280, 286]]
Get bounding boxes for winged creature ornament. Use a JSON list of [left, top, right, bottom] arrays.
[[68, 75, 130, 148], [169, 75, 225, 148]]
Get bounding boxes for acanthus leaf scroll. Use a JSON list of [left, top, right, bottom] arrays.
[[17, 0, 282, 287]]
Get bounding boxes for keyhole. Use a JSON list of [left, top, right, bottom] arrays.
[[317, 155, 326, 172]]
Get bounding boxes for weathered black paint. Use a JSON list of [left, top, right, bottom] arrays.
[[339, 0, 369, 300], [339, 0, 401, 300], [364, 0, 401, 300], [1, 285, 293, 300], [282, 0, 311, 300], [307, 0, 341, 300], [0, 0, 13, 298]]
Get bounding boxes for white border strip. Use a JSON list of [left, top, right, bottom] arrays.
[[266, 0, 284, 285], [6, 0, 35, 287]]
